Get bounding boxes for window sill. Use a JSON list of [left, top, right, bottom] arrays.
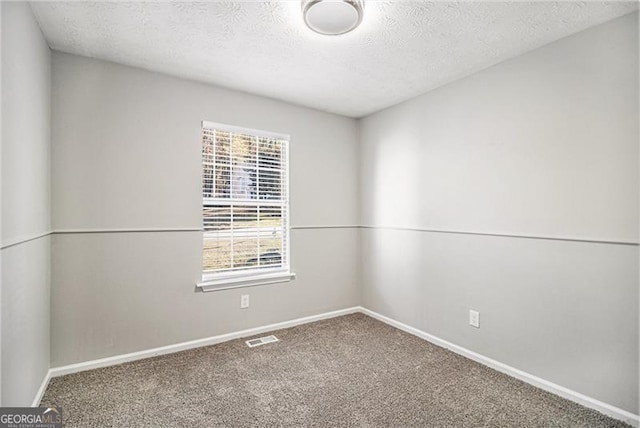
[[196, 271, 296, 292]]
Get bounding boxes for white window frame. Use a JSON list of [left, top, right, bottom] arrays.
[[197, 121, 295, 292]]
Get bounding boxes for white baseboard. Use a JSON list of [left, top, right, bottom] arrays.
[[31, 369, 51, 407], [359, 307, 639, 427], [34, 305, 639, 427], [48, 306, 360, 379]]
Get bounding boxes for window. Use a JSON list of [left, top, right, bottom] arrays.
[[198, 121, 294, 291]]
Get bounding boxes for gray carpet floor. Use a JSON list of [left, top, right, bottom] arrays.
[[41, 313, 629, 427]]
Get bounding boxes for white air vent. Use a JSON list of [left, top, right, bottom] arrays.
[[246, 335, 279, 348]]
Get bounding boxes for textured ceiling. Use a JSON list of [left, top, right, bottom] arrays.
[[31, 1, 638, 118]]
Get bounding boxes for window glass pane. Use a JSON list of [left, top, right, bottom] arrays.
[[258, 170, 281, 200], [203, 237, 232, 271], [259, 206, 283, 229], [202, 125, 288, 277], [233, 237, 261, 269], [231, 134, 257, 199], [258, 137, 282, 169], [202, 133, 215, 198], [233, 205, 258, 230], [215, 131, 231, 165], [214, 165, 231, 198], [203, 204, 231, 231], [259, 233, 283, 267]]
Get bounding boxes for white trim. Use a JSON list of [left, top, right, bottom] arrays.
[[0, 226, 354, 249], [53, 228, 201, 234], [359, 307, 640, 427], [284, 136, 291, 284], [31, 370, 52, 407], [49, 306, 359, 378], [3, 227, 632, 247], [359, 225, 639, 246], [53, 226, 357, 233], [201, 121, 290, 141], [38, 305, 638, 426], [197, 271, 296, 292], [290, 225, 359, 230], [0, 231, 52, 250]]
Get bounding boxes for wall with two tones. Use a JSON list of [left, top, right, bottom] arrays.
[[359, 12, 639, 414], [50, 52, 361, 368], [3, 7, 638, 418], [1, 2, 52, 406]]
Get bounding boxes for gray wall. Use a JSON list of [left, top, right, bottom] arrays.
[[50, 52, 360, 367], [1, 2, 51, 406], [29, 9, 639, 416], [359, 12, 639, 414]]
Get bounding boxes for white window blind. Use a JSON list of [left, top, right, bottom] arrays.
[[201, 122, 290, 282]]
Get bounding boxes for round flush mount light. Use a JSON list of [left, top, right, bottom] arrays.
[[302, 0, 364, 36]]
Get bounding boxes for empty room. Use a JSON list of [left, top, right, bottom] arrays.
[[1, 1, 638, 426]]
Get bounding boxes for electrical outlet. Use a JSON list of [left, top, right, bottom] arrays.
[[469, 310, 480, 328], [240, 294, 250, 309]]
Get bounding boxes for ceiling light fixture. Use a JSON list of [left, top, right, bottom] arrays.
[[302, 0, 364, 36]]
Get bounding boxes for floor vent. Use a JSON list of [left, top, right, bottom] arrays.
[[246, 335, 279, 348]]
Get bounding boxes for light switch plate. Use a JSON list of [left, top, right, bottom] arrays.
[[469, 310, 480, 328]]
